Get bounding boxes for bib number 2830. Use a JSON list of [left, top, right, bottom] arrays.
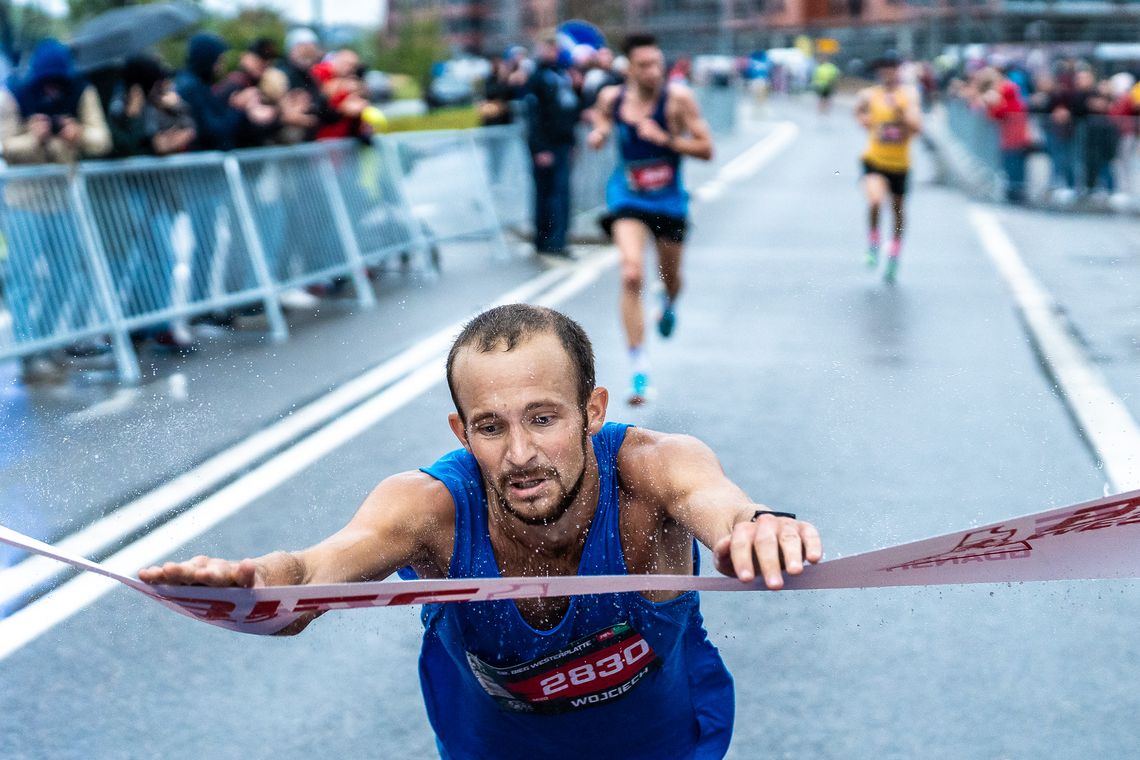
[[538, 637, 652, 696], [466, 622, 661, 714]]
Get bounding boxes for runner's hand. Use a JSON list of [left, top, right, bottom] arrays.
[[138, 556, 264, 588], [635, 118, 671, 148], [586, 128, 608, 150], [712, 513, 822, 589]]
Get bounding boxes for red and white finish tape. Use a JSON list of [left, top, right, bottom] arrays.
[[2, 488, 1138, 635]]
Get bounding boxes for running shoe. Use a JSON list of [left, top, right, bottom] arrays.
[[657, 303, 677, 338], [865, 244, 880, 269], [628, 371, 650, 406], [883, 256, 900, 284]]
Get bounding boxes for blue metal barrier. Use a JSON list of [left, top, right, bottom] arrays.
[[0, 124, 544, 383]]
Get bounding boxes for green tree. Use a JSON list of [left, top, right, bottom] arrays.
[[373, 16, 447, 89], [66, 0, 151, 25], [153, 6, 287, 70]]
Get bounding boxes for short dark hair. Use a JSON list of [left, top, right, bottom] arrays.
[[622, 33, 658, 58], [446, 304, 595, 422]]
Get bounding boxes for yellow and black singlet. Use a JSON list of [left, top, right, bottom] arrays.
[[862, 86, 915, 173]]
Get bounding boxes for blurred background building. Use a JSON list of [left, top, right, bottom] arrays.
[[388, 0, 1140, 64]]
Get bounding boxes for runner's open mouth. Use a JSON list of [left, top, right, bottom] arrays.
[[508, 476, 549, 495]]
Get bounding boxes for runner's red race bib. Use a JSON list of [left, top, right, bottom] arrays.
[[465, 622, 660, 714], [625, 159, 676, 193]]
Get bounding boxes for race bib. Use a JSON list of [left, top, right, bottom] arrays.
[[466, 622, 660, 714], [878, 122, 906, 145], [625, 159, 676, 193]]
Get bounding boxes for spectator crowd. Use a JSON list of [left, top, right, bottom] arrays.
[[0, 26, 659, 385], [0, 28, 389, 382], [945, 55, 1140, 204]]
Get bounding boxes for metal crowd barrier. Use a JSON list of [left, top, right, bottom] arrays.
[[571, 125, 614, 224], [696, 84, 739, 136], [945, 98, 1140, 202], [470, 124, 533, 232], [0, 124, 534, 383], [386, 128, 511, 259]]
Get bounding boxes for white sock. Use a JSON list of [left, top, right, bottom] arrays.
[[629, 345, 649, 375]]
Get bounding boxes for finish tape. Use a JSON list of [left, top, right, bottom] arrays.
[[2, 487, 1138, 635]]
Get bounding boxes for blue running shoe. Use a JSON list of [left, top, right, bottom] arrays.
[[657, 304, 676, 338], [883, 255, 899, 284], [628, 372, 650, 406], [865, 244, 880, 269]]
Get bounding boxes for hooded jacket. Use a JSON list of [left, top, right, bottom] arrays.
[[0, 38, 111, 166], [987, 80, 1030, 151], [175, 33, 243, 151]]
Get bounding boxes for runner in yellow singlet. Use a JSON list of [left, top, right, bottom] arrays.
[[855, 50, 922, 284]]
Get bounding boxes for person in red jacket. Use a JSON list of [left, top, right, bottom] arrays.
[[312, 51, 371, 142], [983, 76, 1032, 203]]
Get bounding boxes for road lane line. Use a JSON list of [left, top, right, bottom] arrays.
[[969, 206, 1140, 493], [694, 121, 799, 203], [0, 249, 616, 661], [0, 262, 575, 612]]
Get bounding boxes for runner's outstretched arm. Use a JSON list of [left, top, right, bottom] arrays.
[[624, 430, 822, 589], [137, 471, 455, 632], [587, 85, 618, 149]]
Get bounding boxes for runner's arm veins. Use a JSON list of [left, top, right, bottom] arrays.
[[139, 471, 451, 591], [640, 433, 822, 587]]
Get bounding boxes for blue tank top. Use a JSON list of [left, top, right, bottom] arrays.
[[606, 86, 689, 219], [402, 422, 734, 759]]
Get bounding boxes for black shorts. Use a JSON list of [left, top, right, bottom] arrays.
[[862, 159, 909, 196], [817, 86, 835, 100], [600, 208, 688, 243]]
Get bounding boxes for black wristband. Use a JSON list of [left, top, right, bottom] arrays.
[[751, 509, 797, 522]]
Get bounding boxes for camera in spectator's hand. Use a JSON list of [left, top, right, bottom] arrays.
[[49, 115, 66, 134]]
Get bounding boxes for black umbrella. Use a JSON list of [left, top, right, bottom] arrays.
[[68, 1, 204, 71]]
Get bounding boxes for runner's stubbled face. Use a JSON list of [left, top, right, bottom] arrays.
[[449, 332, 606, 526], [628, 46, 665, 94]]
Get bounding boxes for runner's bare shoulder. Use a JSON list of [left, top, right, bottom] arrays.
[[616, 426, 710, 499], [350, 469, 457, 575], [595, 84, 621, 114]]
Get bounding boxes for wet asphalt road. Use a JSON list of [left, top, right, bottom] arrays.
[[1, 96, 1138, 759]]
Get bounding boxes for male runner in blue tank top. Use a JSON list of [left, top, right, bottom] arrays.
[[140, 304, 822, 759], [587, 33, 714, 405]]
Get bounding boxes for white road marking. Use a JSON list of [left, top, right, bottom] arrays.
[[0, 310, 13, 343], [0, 261, 575, 613], [0, 249, 616, 661], [969, 206, 1140, 493], [694, 120, 800, 203]]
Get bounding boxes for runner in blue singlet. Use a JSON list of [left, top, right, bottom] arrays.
[[588, 33, 714, 405], [140, 304, 823, 759]]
